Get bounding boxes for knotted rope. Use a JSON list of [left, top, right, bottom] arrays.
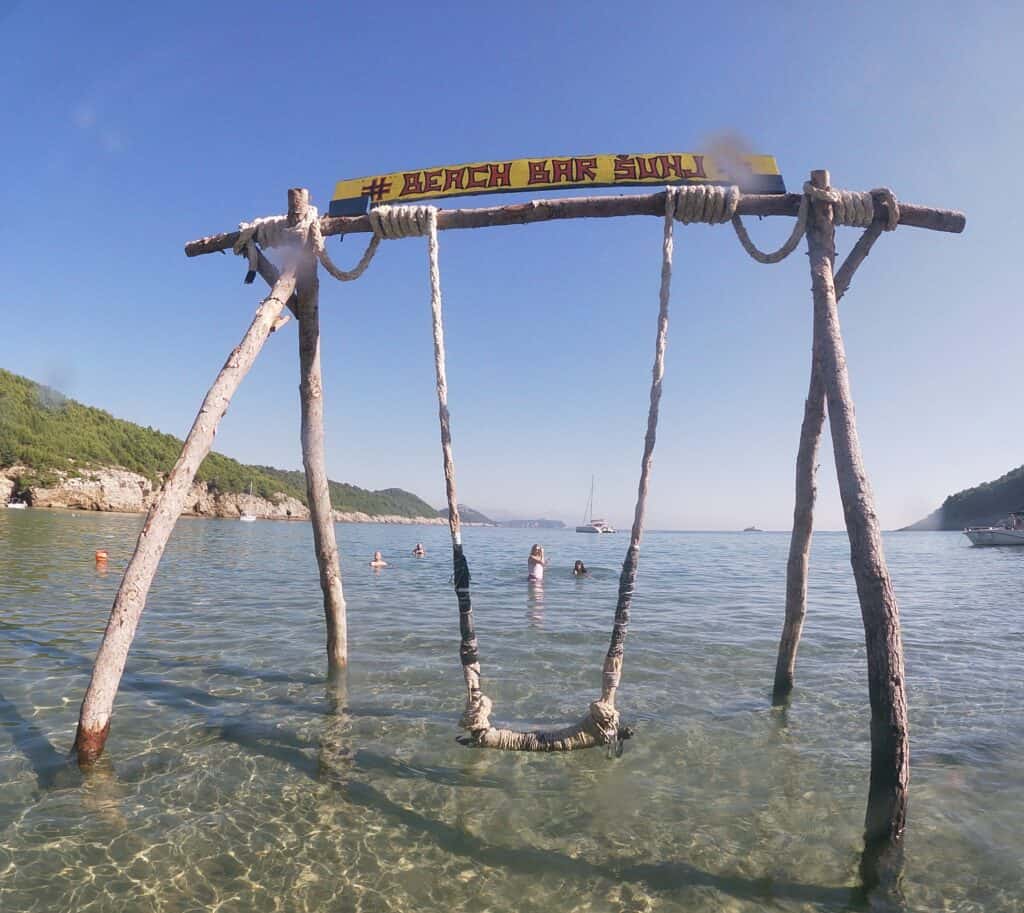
[[232, 203, 455, 284], [670, 184, 740, 224], [803, 184, 900, 231], [232, 207, 382, 284], [729, 183, 900, 264]]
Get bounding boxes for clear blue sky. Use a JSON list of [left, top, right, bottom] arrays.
[[1, 1, 1019, 530]]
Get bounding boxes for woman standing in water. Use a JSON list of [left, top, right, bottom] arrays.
[[527, 544, 547, 583]]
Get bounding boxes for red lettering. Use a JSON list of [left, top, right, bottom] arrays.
[[527, 160, 551, 184], [574, 157, 598, 181], [488, 161, 513, 187], [637, 155, 667, 180], [422, 169, 442, 193], [665, 155, 685, 179], [401, 172, 424, 196], [550, 158, 573, 183], [683, 155, 707, 179], [467, 165, 490, 189], [443, 167, 466, 192], [613, 155, 637, 181]]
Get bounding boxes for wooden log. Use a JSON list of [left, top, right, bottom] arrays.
[[254, 247, 298, 316], [806, 170, 910, 846], [184, 189, 965, 258], [773, 219, 886, 704], [72, 268, 296, 766], [292, 187, 348, 672]]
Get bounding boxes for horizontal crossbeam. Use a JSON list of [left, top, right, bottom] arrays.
[[184, 189, 965, 258]]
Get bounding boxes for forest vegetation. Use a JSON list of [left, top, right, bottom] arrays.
[[0, 368, 447, 518]]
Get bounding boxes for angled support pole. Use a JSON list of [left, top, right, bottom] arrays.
[[773, 218, 886, 703], [291, 187, 348, 672], [72, 199, 301, 767], [804, 170, 910, 852]]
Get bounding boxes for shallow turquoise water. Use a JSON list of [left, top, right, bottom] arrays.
[[0, 510, 1021, 911]]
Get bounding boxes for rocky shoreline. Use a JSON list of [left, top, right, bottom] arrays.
[[0, 466, 446, 526]]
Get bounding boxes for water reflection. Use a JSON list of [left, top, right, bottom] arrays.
[[526, 580, 544, 628]]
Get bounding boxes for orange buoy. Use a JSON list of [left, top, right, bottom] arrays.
[[94, 549, 109, 562]]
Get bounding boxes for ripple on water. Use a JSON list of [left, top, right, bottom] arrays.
[[0, 514, 1022, 911]]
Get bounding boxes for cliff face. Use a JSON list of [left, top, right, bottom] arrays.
[[1, 465, 445, 523], [2, 466, 308, 519]]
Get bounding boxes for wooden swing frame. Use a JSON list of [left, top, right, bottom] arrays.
[[72, 171, 964, 882]]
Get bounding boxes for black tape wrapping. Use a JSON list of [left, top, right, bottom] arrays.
[[454, 544, 478, 667]]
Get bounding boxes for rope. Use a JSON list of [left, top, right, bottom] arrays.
[[731, 194, 810, 264], [803, 184, 900, 231], [390, 204, 491, 734], [596, 187, 678, 711], [348, 193, 684, 749], [730, 183, 900, 264], [232, 206, 382, 284], [670, 184, 740, 224]]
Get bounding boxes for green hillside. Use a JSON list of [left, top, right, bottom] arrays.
[[254, 466, 438, 518], [0, 368, 439, 518], [904, 464, 1024, 530], [437, 504, 496, 525]]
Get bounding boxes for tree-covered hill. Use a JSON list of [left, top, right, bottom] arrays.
[[903, 464, 1024, 530], [254, 467, 439, 518], [437, 504, 496, 525], [0, 368, 440, 518]]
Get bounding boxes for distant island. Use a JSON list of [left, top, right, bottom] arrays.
[[903, 464, 1024, 530], [0, 368, 484, 524], [498, 518, 565, 529]]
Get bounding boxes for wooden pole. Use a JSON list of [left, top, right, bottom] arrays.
[[292, 188, 348, 672], [184, 189, 965, 258], [73, 267, 296, 765], [805, 170, 910, 847], [773, 219, 886, 703]]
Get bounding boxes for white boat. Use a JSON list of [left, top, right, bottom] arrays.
[[743, 525, 763, 532], [5, 501, 27, 510], [575, 477, 616, 534], [964, 511, 1024, 546], [240, 482, 257, 522]]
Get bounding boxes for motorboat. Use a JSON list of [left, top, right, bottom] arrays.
[[743, 525, 763, 532], [576, 477, 616, 534], [964, 510, 1024, 546], [5, 501, 27, 510]]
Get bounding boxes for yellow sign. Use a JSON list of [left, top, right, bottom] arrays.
[[329, 152, 785, 216]]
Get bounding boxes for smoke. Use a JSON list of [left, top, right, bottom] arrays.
[[34, 364, 74, 412], [699, 130, 757, 181]]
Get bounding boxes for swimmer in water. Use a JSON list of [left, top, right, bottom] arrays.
[[369, 550, 388, 568], [528, 544, 547, 583], [572, 560, 589, 577]]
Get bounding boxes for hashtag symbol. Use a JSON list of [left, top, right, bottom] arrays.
[[361, 177, 393, 201]]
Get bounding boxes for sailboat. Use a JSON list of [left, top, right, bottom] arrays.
[[240, 482, 257, 522], [575, 477, 615, 534]]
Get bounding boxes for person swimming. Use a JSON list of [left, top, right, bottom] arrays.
[[412, 543, 425, 557], [369, 550, 388, 568], [528, 544, 547, 583], [572, 560, 588, 577]]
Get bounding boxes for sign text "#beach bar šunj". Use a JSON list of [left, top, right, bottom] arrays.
[[329, 152, 786, 216]]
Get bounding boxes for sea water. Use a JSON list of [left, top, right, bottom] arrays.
[[0, 509, 1021, 912]]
